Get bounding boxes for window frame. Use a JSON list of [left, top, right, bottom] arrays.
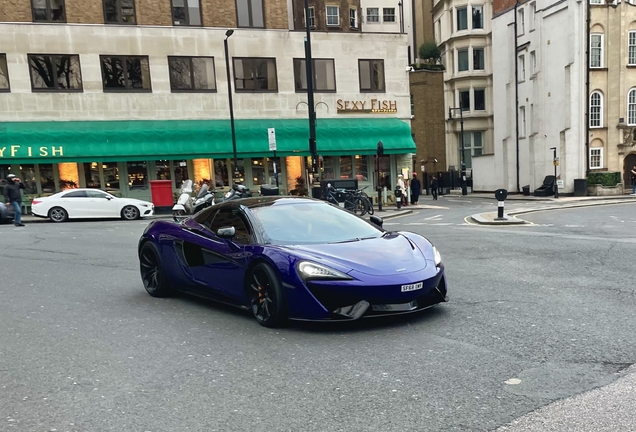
[[589, 148, 603, 170], [471, 4, 483, 29], [590, 33, 604, 68], [529, 2, 536, 31], [99, 55, 152, 92], [27, 53, 83, 92], [293, 58, 337, 93], [349, 8, 358, 28], [473, 47, 485, 70], [103, 0, 136, 24], [518, 8, 525, 34], [168, 56, 217, 93], [460, 131, 484, 169], [358, 59, 386, 93], [303, 6, 315, 28], [0, 54, 10, 92], [383, 7, 396, 22], [629, 31, 636, 66], [589, 91, 603, 128], [456, 6, 468, 31], [518, 54, 526, 81], [457, 48, 469, 72], [628, 88, 636, 126], [474, 88, 486, 111], [326, 5, 340, 26], [589, 0, 603, 4], [171, 0, 202, 26], [31, 0, 66, 22], [366, 7, 379, 23], [236, 0, 265, 29], [232, 57, 278, 93], [519, 106, 526, 137], [458, 89, 470, 111]]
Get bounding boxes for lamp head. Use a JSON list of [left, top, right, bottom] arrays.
[[225, 29, 234, 38]]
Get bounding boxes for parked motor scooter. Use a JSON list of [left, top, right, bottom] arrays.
[[220, 183, 252, 202], [192, 183, 216, 213], [172, 179, 194, 216]]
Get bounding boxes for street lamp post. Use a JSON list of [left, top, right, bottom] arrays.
[[550, 147, 559, 198], [448, 107, 467, 196], [224, 29, 242, 184], [303, 0, 318, 180]]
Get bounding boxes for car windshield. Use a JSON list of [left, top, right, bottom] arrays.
[[250, 202, 382, 245]]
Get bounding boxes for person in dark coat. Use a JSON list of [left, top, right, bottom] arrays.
[[3, 174, 25, 226], [430, 177, 438, 200], [410, 173, 421, 205]]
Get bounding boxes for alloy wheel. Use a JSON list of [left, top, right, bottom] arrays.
[[123, 206, 139, 220], [249, 269, 276, 323], [140, 247, 160, 293], [49, 207, 67, 222]]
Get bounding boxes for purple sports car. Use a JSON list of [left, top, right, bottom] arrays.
[[138, 196, 448, 327]]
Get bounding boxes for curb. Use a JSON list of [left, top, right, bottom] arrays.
[[469, 213, 529, 226], [507, 199, 636, 216]]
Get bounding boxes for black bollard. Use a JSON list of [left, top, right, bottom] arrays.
[[494, 188, 508, 221]]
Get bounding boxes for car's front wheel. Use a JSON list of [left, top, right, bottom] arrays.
[[48, 207, 68, 223], [247, 262, 286, 328], [139, 242, 172, 297], [122, 205, 140, 220]]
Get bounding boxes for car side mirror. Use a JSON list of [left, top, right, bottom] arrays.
[[370, 215, 383, 228], [105, 195, 114, 200], [217, 226, 236, 239]]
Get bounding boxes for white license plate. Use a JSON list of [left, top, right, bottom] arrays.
[[400, 282, 423, 292]]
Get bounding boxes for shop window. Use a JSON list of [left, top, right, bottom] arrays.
[[171, 0, 201, 26], [321, 156, 335, 180], [39, 164, 56, 193], [103, 0, 136, 24], [378, 156, 390, 188], [127, 161, 148, 190], [32, 0, 66, 22], [354, 155, 368, 182], [251, 158, 266, 185], [358, 59, 385, 92], [83, 162, 100, 188], [28, 54, 83, 91], [20, 164, 38, 195], [214, 159, 229, 187], [236, 0, 264, 28], [339, 156, 353, 179], [168, 56, 216, 92], [293, 58, 336, 92], [100, 55, 151, 92], [0, 54, 9, 91], [103, 162, 120, 191], [266, 157, 281, 185], [233, 58, 278, 92], [173, 160, 189, 189], [155, 160, 171, 180]]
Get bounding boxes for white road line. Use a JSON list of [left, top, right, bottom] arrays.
[[425, 214, 443, 220], [406, 222, 426, 225], [430, 223, 454, 226]]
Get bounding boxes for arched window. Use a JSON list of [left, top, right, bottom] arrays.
[[590, 91, 603, 128], [628, 89, 636, 125]]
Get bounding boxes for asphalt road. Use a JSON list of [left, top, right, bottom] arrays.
[[1, 201, 635, 432]]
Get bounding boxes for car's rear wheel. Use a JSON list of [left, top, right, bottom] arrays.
[[139, 242, 172, 297], [122, 205, 140, 220], [247, 262, 286, 328], [48, 207, 68, 223]]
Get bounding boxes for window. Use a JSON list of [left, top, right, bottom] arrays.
[[530, 50, 536, 74], [127, 161, 148, 190], [86, 190, 110, 199], [236, 0, 264, 28], [32, 0, 65, 22], [472, 5, 483, 29], [629, 31, 636, 66], [473, 47, 484, 70], [366, 7, 379, 22], [171, 0, 201, 26], [458, 48, 469, 72], [529, 2, 535, 31], [518, 9, 524, 34], [63, 190, 88, 198], [590, 0, 603, 4], [207, 209, 252, 244], [100, 55, 151, 91], [293, 58, 336, 92], [349, 8, 357, 28], [628, 89, 636, 125], [168, 56, 216, 91], [590, 91, 603, 128], [0, 54, 9, 91], [339, 156, 352, 179], [519, 106, 526, 136], [460, 131, 483, 169], [103, 0, 136, 24], [518, 54, 525, 81], [304, 6, 315, 28], [233, 57, 278, 92], [383, 8, 395, 22], [474, 89, 485, 110], [459, 89, 470, 110], [326, 5, 339, 26], [456, 7, 468, 31], [590, 33, 603, 68], [28, 54, 82, 91], [358, 59, 385, 92], [589, 148, 603, 169]]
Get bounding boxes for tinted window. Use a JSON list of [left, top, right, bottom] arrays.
[[209, 209, 251, 244], [250, 202, 382, 245], [63, 190, 87, 198], [87, 190, 109, 198]]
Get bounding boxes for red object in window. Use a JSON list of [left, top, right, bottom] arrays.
[[149, 180, 174, 207]]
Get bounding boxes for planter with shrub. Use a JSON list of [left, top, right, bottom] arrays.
[[586, 172, 624, 196]]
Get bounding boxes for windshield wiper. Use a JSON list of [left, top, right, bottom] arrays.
[[328, 238, 361, 244]]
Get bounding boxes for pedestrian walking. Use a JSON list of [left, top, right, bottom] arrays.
[[631, 165, 636, 196], [3, 174, 25, 227], [430, 177, 438, 200], [396, 174, 407, 206], [410, 173, 421, 205]]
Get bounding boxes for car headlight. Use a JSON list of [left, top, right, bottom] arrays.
[[297, 261, 352, 281], [432, 246, 442, 267], [140, 204, 151, 207]]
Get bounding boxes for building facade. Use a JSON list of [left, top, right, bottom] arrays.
[[589, 0, 636, 188], [0, 0, 415, 204], [432, 0, 494, 181], [475, 0, 586, 193]]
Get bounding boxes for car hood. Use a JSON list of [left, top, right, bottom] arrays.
[[283, 233, 428, 276]]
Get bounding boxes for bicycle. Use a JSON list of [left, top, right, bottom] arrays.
[[326, 184, 368, 216]]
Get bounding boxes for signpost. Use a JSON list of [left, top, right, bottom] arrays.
[[268, 128, 279, 187]]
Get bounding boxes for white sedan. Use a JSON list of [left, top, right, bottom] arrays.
[[31, 189, 155, 222]]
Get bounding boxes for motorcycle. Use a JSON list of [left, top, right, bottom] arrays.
[[172, 179, 194, 216], [192, 183, 216, 214], [220, 183, 253, 202]]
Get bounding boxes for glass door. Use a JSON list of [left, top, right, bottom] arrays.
[[125, 161, 150, 201]]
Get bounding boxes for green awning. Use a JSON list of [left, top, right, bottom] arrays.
[[0, 118, 415, 163]]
